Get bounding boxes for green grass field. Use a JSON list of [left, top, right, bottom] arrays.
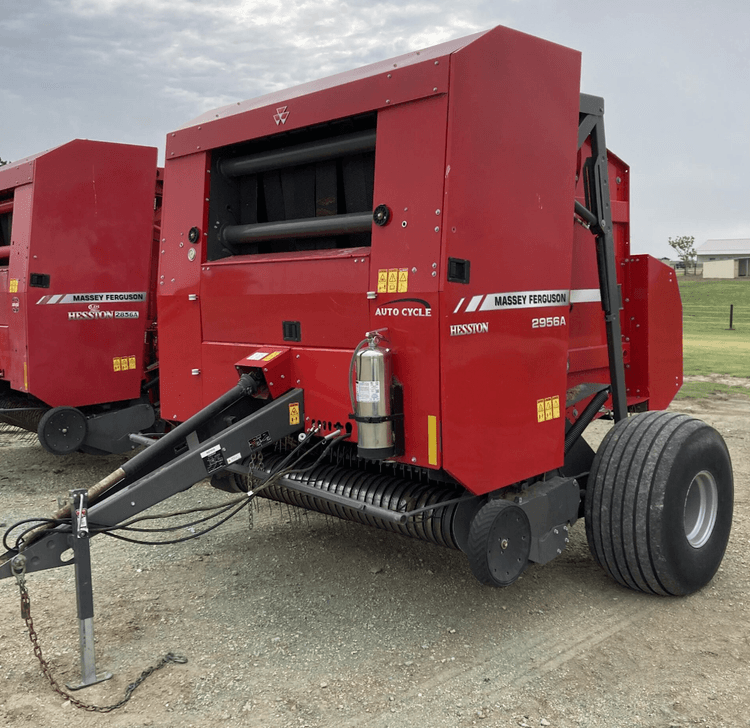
[[675, 277, 750, 399]]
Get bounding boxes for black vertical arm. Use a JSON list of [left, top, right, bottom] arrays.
[[577, 94, 628, 422]]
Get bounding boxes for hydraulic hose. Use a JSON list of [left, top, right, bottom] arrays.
[[564, 388, 611, 454]]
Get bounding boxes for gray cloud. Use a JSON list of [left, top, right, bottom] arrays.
[[1, 0, 748, 256]]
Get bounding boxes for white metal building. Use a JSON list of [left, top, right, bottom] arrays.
[[697, 239, 750, 279]]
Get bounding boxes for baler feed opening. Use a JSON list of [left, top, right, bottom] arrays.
[[207, 112, 377, 260]]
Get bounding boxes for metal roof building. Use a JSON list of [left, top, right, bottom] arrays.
[[696, 238, 750, 262]]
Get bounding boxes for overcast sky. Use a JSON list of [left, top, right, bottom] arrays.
[[2, 0, 748, 258]]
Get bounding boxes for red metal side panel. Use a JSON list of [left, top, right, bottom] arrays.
[[20, 141, 158, 407], [167, 39, 462, 159], [201, 342, 256, 406], [291, 348, 358, 431], [368, 96, 449, 468], [621, 256, 682, 410], [158, 152, 211, 422], [439, 27, 582, 494], [201, 343, 363, 434], [3, 184, 33, 393], [0, 159, 35, 190], [200, 250, 370, 349]]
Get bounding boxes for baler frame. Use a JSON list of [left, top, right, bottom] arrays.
[[575, 94, 628, 423], [0, 93, 625, 582], [0, 27, 734, 699]]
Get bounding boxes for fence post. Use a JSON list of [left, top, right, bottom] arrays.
[[729, 304, 734, 330]]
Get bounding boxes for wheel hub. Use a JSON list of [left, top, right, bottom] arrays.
[[38, 407, 88, 455], [484, 504, 531, 586], [683, 470, 718, 549]]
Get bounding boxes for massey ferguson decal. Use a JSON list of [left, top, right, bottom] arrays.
[[452, 288, 600, 314], [375, 298, 432, 318], [36, 291, 147, 305]]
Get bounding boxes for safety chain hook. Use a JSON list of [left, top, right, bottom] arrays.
[[13, 568, 187, 713]]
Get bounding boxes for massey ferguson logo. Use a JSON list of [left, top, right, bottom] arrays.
[[273, 106, 289, 125]]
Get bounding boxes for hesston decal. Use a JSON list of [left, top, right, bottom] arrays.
[[450, 322, 489, 336], [67, 310, 140, 320]]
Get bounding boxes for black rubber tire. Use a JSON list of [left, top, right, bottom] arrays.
[[467, 499, 531, 587], [585, 411, 733, 596], [37, 406, 88, 456]]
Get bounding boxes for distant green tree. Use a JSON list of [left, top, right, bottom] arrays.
[[668, 235, 696, 272]]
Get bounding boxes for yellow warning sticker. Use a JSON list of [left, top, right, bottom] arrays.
[[398, 268, 409, 293], [113, 355, 136, 372], [289, 402, 300, 426], [9, 279, 18, 293], [23, 362, 28, 391], [263, 351, 282, 363], [537, 395, 561, 423], [377, 269, 388, 293], [387, 268, 398, 293]]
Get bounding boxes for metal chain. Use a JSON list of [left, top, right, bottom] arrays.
[[13, 559, 187, 713], [248, 449, 265, 489]]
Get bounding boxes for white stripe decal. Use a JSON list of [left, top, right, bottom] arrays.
[[479, 289, 569, 311], [465, 295, 483, 313], [569, 288, 601, 303], [36, 296, 49, 305], [48, 294, 63, 304], [451, 288, 602, 314]]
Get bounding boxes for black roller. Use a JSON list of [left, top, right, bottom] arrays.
[[255, 455, 466, 550], [219, 130, 376, 178], [0, 392, 48, 434], [221, 211, 372, 246]]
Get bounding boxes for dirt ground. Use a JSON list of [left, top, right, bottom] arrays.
[[1, 390, 749, 728]]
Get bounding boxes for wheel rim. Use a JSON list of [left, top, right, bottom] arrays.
[[683, 470, 718, 549]]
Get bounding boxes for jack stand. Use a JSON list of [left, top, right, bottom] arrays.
[[66, 489, 113, 690]]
